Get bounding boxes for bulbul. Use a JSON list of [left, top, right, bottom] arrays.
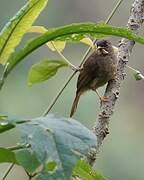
[[70, 39, 118, 117]]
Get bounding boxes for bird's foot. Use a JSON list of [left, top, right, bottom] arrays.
[[100, 96, 109, 102]]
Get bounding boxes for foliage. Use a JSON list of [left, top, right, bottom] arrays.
[[73, 160, 107, 180], [0, 0, 48, 65], [28, 26, 95, 51], [0, 0, 143, 179], [0, 114, 97, 179], [5, 22, 144, 78], [28, 59, 68, 85]]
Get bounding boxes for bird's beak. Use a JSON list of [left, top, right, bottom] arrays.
[[112, 46, 119, 56], [97, 46, 108, 54]]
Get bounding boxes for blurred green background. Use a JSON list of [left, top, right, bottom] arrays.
[[0, 0, 144, 179]]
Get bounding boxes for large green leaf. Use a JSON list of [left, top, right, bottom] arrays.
[[5, 22, 144, 77], [0, 0, 48, 65], [19, 114, 97, 180], [16, 149, 40, 174], [0, 148, 40, 174], [73, 160, 106, 180], [28, 26, 95, 51], [0, 148, 17, 163], [28, 59, 68, 85]]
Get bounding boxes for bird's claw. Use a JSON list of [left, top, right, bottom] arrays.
[[100, 96, 109, 102]]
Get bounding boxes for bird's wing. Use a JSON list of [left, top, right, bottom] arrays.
[[76, 51, 101, 92], [77, 69, 93, 92]]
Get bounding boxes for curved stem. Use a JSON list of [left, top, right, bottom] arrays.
[[51, 42, 78, 70], [43, 0, 124, 116]]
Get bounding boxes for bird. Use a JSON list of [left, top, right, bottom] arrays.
[[70, 39, 118, 117]]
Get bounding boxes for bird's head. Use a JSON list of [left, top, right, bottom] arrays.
[[96, 39, 118, 55]]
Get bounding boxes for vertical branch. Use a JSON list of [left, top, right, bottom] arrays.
[[92, 0, 144, 160]]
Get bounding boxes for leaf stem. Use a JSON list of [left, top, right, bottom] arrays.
[[126, 65, 138, 73], [43, 0, 124, 116], [7, 144, 30, 151], [1, 163, 15, 180], [51, 42, 78, 71]]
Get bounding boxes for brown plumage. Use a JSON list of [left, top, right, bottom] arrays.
[[70, 39, 118, 117]]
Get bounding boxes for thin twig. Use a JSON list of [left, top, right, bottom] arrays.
[[1, 163, 15, 180], [51, 42, 78, 70], [43, 0, 124, 116], [43, 72, 76, 116], [105, 0, 124, 24]]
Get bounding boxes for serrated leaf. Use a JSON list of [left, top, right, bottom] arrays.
[[15, 149, 40, 173], [18, 114, 97, 179], [6, 22, 144, 76], [29, 26, 66, 52], [73, 160, 106, 180], [29, 26, 96, 50], [0, 0, 48, 65], [28, 59, 68, 85], [0, 148, 17, 163]]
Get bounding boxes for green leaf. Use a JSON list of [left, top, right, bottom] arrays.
[[133, 70, 144, 81], [73, 160, 106, 180], [0, 148, 17, 163], [0, 115, 29, 133], [0, 114, 8, 120], [126, 65, 144, 81], [16, 149, 40, 174], [28, 59, 68, 85], [80, 37, 95, 48], [19, 114, 97, 179], [28, 26, 66, 52], [6, 22, 144, 76], [46, 160, 57, 172], [0, 148, 40, 174], [46, 41, 66, 52], [0, 0, 48, 65], [0, 121, 15, 134], [29, 26, 95, 50]]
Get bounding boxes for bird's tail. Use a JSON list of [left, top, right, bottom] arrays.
[[70, 91, 82, 117]]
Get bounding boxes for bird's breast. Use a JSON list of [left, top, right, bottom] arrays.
[[90, 57, 117, 88]]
